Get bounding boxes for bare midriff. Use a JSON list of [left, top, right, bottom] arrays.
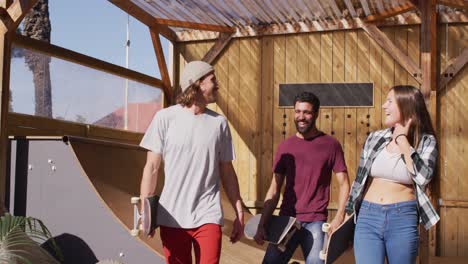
[[363, 177, 415, 204]]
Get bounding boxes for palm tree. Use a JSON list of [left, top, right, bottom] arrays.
[[0, 213, 61, 264], [22, 0, 52, 118], [10, 28, 24, 112]]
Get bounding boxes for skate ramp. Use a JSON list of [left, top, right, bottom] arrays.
[[11, 137, 164, 264], [13, 136, 318, 263]]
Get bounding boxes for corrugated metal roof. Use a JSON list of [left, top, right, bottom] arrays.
[[123, 0, 467, 41], [131, 0, 447, 27]]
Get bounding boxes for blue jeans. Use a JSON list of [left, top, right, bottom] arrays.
[[263, 221, 325, 264], [354, 200, 419, 264]]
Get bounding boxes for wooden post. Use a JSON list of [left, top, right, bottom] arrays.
[[419, 0, 438, 261], [0, 0, 38, 215], [420, 0, 438, 98], [0, 29, 11, 214]]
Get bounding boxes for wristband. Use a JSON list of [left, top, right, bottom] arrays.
[[395, 134, 407, 145]]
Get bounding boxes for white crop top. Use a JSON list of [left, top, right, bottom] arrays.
[[370, 147, 413, 185]]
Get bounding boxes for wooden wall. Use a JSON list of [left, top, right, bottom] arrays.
[[176, 24, 468, 257], [439, 24, 468, 257]]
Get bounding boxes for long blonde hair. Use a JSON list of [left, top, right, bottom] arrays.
[[392, 85, 435, 147], [176, 81, 201, 107]]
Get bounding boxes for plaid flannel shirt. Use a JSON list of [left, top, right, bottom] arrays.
[[345, 128, 440, 230]]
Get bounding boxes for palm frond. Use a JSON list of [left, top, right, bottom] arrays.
[[0, 213, 61, 264]]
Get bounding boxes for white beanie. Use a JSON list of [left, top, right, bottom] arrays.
[[180, 61, 214, 92]]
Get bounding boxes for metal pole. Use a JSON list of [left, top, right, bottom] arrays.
[[124, 14, 130, 130]]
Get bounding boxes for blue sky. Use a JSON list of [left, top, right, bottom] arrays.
[[49, 0, 169, 77], [10, 0, 168, 126]]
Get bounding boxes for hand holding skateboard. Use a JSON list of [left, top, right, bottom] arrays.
[[319, 213, 355, 264], [245, 214, 301, 252]]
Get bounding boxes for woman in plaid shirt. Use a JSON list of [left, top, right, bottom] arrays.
[[345, 85, 439, 264]]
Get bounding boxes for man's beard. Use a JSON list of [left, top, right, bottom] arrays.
[[295, 119, 313, 134]]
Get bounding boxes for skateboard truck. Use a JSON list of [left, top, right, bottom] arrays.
[[130, 195, 159, 237], [319, 222, 331, 260], [277, 221, 301, 252], [131, 197, 142, 237]]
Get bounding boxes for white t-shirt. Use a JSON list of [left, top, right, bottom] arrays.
[[140, 104, 235, 228]]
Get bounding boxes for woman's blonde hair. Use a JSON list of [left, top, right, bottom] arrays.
[[392, 85, 435, 147]]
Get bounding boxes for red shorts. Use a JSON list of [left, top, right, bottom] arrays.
[[160, 224, 222, 264]]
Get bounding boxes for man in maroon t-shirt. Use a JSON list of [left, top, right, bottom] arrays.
[[254, 92, 350, 264]]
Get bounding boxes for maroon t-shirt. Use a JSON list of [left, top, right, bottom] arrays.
[[273, 133, 347, 222]]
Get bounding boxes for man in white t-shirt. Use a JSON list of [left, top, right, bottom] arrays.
[[139, 61, 244, 264]]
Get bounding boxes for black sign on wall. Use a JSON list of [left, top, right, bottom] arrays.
[[279, 83, 374, 108]]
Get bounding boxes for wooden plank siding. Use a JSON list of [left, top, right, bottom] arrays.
[[330, 31, 346, 219], [344, 30, 358, 184], [273, 35, 286, 209], [439, 23, 468, 257], [260, 36, 274, 203], [319, 31, 335, 216], [356, 30, 371, 175], [175, 24, 468, 258]]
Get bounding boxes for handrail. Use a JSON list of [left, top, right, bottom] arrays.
[[8, 113, 143, 144]]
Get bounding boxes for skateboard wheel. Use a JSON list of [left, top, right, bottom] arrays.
[[319, 250, 326, 260], [131, 197, 140, 204], [130, 229, 140, 237], [322, 223, 331, 233]]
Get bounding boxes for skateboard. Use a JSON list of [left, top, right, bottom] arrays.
[[130, 195, 159, 237], [319, 213, 355, 264], [244, 214, 301, 252]]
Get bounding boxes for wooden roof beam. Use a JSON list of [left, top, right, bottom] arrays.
[[0, 1, 13, 9], [439, 48, 468, 89], [361, 22, 422, 84], [108, 0, 177, 42], [154, 17, 235, 33], [150, 27, 172, 105], [202, 32, 234, 64], [156, 25, 178, 43], [364, 2, 417, 22], [437, 0, 468, 9], [1, 0, 38, 32]]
